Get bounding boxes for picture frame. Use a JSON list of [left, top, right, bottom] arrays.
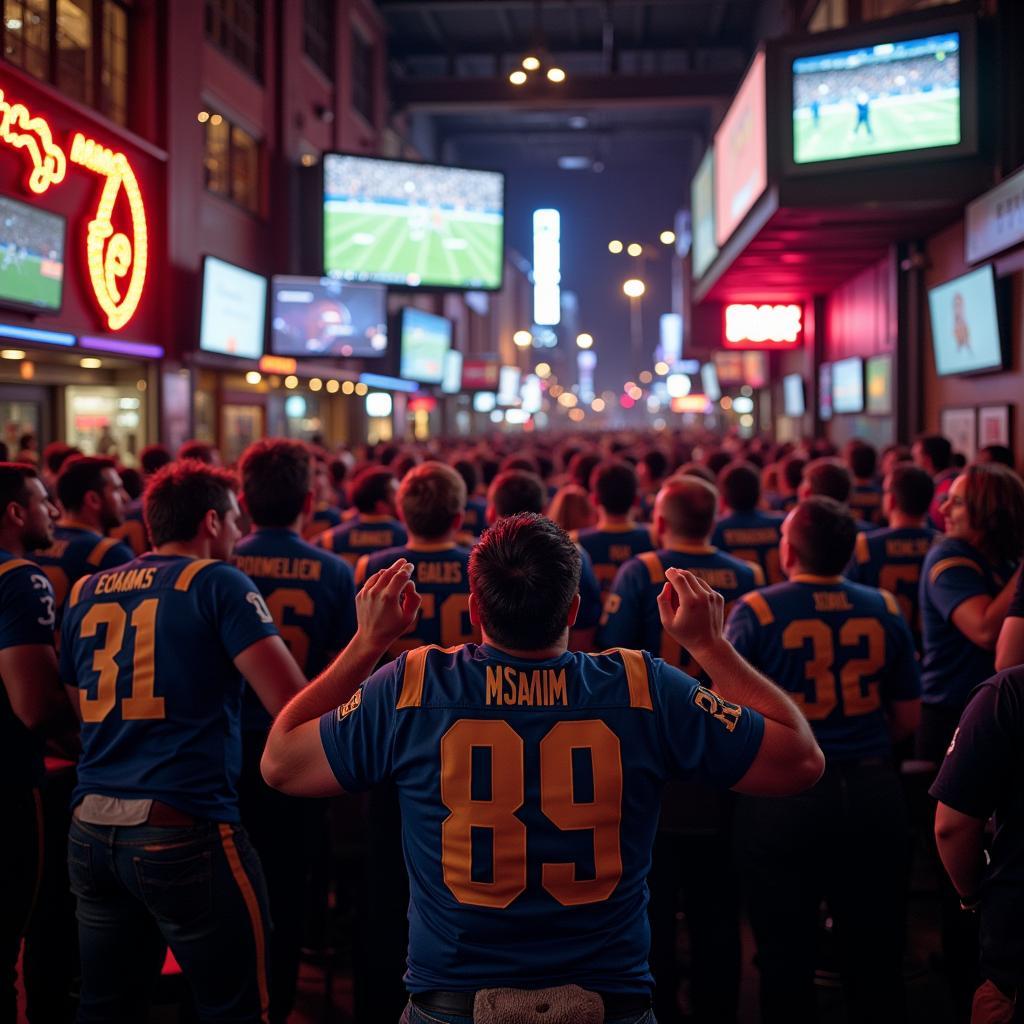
[[940, 407, 977, 463], [977, 404, 1012, 450]]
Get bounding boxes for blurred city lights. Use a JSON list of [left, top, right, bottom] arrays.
[[1, 349, 25, 360], [568, 408, 585, 422], [513, 330, 533, 347], [509, 70, 527, 85], [608, 240, 623, 254], [591, 398, 606, 412], [522, 56, 541, 71], [546, 67, 566, 83], [309, 377, 323, 392], [739, 414, 755, 428], [639, 370, 652, 384], [341, 380, 355, 395], [284, 375, 298, 389], [733, 396, 754, 414], [244, 371, 261, 385], [720, 396, 733, 411], [627, 243, 643, 257], [535, 362, 551, 379], [623, 278, 646, 298], [325, 379, 340, 394], [666, 374, 691, 398], [654, 361, 669, 376], [354, 382, 368, 396], [576, 332, 593, 349], [558, 392, 578, 408], [80, 357, 102, 369], [660, 230, 676, 245]]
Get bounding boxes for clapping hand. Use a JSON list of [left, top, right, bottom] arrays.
[[656, 568, 725, 659], [356, 560, 421, 649]]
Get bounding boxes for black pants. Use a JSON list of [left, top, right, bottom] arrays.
[[735, 760, 910, 1024], [0, 786, 41, 1024]]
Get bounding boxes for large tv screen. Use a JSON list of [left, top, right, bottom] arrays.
[[322, 154, 504, 291], [927, 265, 1003, 377], [865, 354, 893, 414], [714, 51, 767, 247], [691, 149, 718, 279], [783, 374, 806, 417], [832, 356, 864, 414], [199, 257, 267, 360], [399, 308, 451, 384], [792, 32, 961, 168], [0, 195, 65, 313], [270, 276, 387, 358]]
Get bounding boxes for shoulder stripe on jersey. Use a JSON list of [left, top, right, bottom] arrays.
[[598, 647, 652, 710], [353, 554, 371, 587], [68, 574, 91, 608], [397, 644, 463, 709], [855, 533, 870, 565], [86, 536, 121, 567], [741, 591, 774, 626], [746, 560, 765, 587], [319, 531, 332, 550], [637, 551, 665, 584], [879, 589, 901, 617], [0, 557, 33, 580], [929, 556, 983, 586], [174, 558, 217, 591]]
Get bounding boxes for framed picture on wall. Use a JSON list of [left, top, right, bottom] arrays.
[[978, 405, 1012, 450], [940, 407, 978, 463]]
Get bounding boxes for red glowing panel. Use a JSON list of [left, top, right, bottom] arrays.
[[723, 304, 803, 350]]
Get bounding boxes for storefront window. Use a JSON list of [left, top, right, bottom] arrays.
[[303, 0, 333, 80], [4, 0, 51, 80], [230, 124, 259, 210], [65, 385, 146, 466], [100, 0, 127, 124], [55, 0, 93, 105], [221, 403, 262, 465], [0, 397, 42, 456], [203, 111, 261, 215]]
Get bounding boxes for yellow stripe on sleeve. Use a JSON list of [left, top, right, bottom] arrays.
[[880, 589, 901, 617], [598, 647, 652, 710], [855, 532, 870, 565], [68, 574, 91, 609], [0, 558, 32, 580], [174, 558, 216, 591], [86, 536, 121, 567], [928, 557, 983, 587], [741, 591, 775, 626], [637, 551, 665, 584]]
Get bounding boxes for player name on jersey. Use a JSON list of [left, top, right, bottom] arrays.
[[416, 560, 464, 585], [485, 664, 568, 707], [721, 527, 779, 546], [233, 555, 324, 581], [814, 590, 854, 612], [689, 567, 742, 591], [93, 566, 157, 594], [884, 538, 934, 558], [348, 529, 399, 549]]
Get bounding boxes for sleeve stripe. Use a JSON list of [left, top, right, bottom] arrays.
[[637, 551, 665, 584], [87, 536, 121, 567], [353, 555, 370, 587], [855, 532, 870, 565], [746, 561, 765, 587], [598, 647, 652, 710], [928, 557, 983, 586], [174, 558, 217, 591], [880, 589, 901, 617], [68, 574, 91, 608], [397, 644, 464, 709], [742, 591, 775, 626], [0, 558, 33, 580]]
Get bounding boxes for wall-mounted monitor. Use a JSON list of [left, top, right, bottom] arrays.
[[819, 363, 833, 421], [322, 153, 505, 291], [199, 257, 267, 360], [270, 276, 387, 358], [831, 356, 864, 414], [927, 265, 1004, 377], [0, 195, 65, 314], [690, 149, 718, 279], [440, 349, 463, 394], [399, 308, 451, 384], [700, 362, 721, 402], [865, 354, 893, 414], [783, 374, 806, 417]]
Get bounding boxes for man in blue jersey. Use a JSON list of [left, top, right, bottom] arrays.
[[319, 465, 407, 566], [61, 460, 309, 1023], [798, 457, 874, 532], [262, 513, 824, 1022], [33, 456, 134, 616], [0, 463, 70, 1022], [301, 448, 344, 541], [712, 461, 785, 584], [845, 464, 936, 649], [725, 496, 921, 1024], [846, 441, 884, 527], [575, 459, 654, 595], [233, 439, 357, 1023], [453, 458, 487, 539], [111, 444, 172, 555]]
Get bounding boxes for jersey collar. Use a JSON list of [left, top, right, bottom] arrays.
[[596, 520, 639, 533], [664, 543, 717, 555], [357, 513, 396, 524], [406, 540, 457, 552], [58, 518, 98, 534], [791, 573, 844, 585]]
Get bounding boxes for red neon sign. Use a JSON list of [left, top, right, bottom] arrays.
[[723, 304, 802, 350]]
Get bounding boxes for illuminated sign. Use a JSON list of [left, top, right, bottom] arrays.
[[671, 395, 711, 413], [360, 372, 419, 394], [0, 322, 74, 346], [532, 209, 561, 326], [259, 355, 298, 375], [80, 336, 164, 359], [0, 83, 149, 332], [723, 304, 802, 349]]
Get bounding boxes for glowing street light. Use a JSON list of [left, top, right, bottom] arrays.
[[522, 55, 541, 71], [627, 243, 643, 257], [654, 360, 670, 376], [608, 240, 623, 254], [513, 329, 533, 348], [576, 332, 593, 349], [623, 278, 646, 298], [660, 230, 676, 245], [535, 362, 552, 378], [546, 67, 566, 83], [510, 70, 528, 85]]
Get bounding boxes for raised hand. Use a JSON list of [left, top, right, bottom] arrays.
[[356, 559, 421, 649], [656, 567, 725, 659]]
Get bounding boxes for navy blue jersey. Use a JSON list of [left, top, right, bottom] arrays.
[[356, 543, 480, 659], [302, 502, 343, 542], [233, 527, 357, 731], [845, 526, 937, 647], [462, 496, 488, 537], [599, 547, 763, 678], [575, 546, 603, 632], [711, 510, 785, 585], [319, 643, 764, 993], [0, 551, 57, 787], [574, 524, 656, 596], [319, 514, 408, 568], [61, 555, 279, 821], [920, 539, 1016, 708], [769, 494, 798, 514], [33, 521, 134, 616], [848, 483, 884, 526], [726, 575, 920, 761], [110, 504, 149, 556]]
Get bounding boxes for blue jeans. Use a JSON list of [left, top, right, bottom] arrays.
[[400, 1002, 657, 1024], [68, 818, 271, 1023]]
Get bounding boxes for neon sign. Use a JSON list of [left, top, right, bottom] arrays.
[[723, 304, 803, 350], [0, 84, 149, 332]]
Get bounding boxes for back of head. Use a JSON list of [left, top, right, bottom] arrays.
[[501, 454, 538, 475], [144, 461, 237, 547], [657, 476, 719, 542], [676, 462, 716, 486], [803, 458, 852, 504], [43, 441, 79, 477], [547, 485, 596, 533], [592, 459, 638, 517], [963, 463, 1024, 565], [0, 462, 38, 516], [489, 470, 546, 518], [478, 457, 500, 488], [470, 512, 581, 650], [787, 497, 857, 576], [719, 461, 761, 513], [916, 434, 952, 472], [640, 448, 669, 484], [886, 465, 934, 519], [978, 444, 1014, 468], [452, 458, 479, 496], [57, 455, 116, 513], [398, 461, 467, 540], [140, 444, 172, 477], [847, 442, 877, 481], [568, 450, 601, 490], [704, 449, 733, 478], [239, 438, 311, 528], [351, 466, 396, 515], [177, 440, 216, 465], [781, 454, 806, 492], [120, 468, 143, 502]]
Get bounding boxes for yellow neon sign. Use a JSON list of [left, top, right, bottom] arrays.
[[0, 88, 66, 194]]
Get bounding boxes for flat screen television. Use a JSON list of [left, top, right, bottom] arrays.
[[700, 362, 721, 402], [399, 308, 451, 384], [322, 153, 505, 291], [497, 365, 521, 406], [865, 354, 893, 414], [199, 257, 267, 360], [783, 374, 806, 417], [819, 363, 833, 420], [927, 265, 1004, 377], [0, 195, 65, 314], [690, 149, 718, 279], [270, 276, 387, 358], [832, 356, 864, 414], [441, 349, 463, 394]]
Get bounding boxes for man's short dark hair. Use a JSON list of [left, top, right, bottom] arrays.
[[144, 461, 237, 547], [140, 444, 172, 476], [886, 465, 934, 519], [239, 439, 311, 528], [640, 449, 669, 482], [787, 497, 857, 576], [658, 477, 718, 541], [120, 468, 143, 501], [719, 461, 760, 513], [489, 470, 546, 518], [478, 457, 500, 487], [178, 440, 216, 464], [568, 451, 601, 490], [591, 460, 638, 517], [803, 458, 852, 504], [781, 455, 806, 492], [847, 442, 877, 481], [43, 441, 79, 476], [704, 450, 733, 478], [452, 459, 479, 496], [351, 467, 396, 514], [470, 513, 581, 650], [501, 454, 538, 475], [677, 462, 716, 486], [398, 462, 467, 540], [0, 462, 39, 513], [57, 456, 117, 513], [979, 444, 1014, 468], [916, 434, 952, 472]]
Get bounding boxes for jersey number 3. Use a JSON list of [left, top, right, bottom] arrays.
[[440, 719, 622, 909]]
